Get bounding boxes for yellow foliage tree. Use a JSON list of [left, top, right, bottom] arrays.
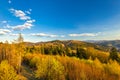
[[35, 56, 65, 80], [0, 60, 19, 80]]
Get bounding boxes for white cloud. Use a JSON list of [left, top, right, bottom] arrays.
[[69, 33, 99, 37], [25, 11, 31, 14], [9, 33, 18, 36], [8, 0, 11, 4], [25, 9, 32, 14], [6, 19, 35, 31], [60, 35, 65, 37], [29, 9, 32, 11], [25, 9, 32, 15], [9, 33, 24, 36], [0, 29, 11, 35], [30, 33, 58, 38], [30, 33, 65, 38], [8, 8, 35, 30], [5, 24, 12, 28], [49, 35, 58, 38], [11, 22, 33, 30], [26, 20, 35, 23], [10, 8, 30, 20], [1, 21, 7, 24], [0, 29, 11, 33]]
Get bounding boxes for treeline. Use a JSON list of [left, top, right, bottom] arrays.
[[25, 41, 120, 63], [25, 44, 109, 63]]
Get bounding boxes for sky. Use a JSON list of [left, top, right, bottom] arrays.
[[0, 0, 120, 42]]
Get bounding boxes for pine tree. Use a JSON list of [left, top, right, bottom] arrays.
[[109, 47, 119, 61], [15, 33, 24, 74], [76, 48, 88, 59]]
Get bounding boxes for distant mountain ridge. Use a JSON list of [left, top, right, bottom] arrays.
[[24, 40, 109, 52], [87, 40, 120, 49]]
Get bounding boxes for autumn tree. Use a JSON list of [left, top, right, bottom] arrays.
[[35, 57, 65, 80], [0, 60, 19, 80], [66, 47, 72, 56]]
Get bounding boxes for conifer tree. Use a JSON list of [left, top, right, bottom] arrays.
[[109, 47, 119, 61]]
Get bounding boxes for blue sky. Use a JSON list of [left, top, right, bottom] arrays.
[[0, 0, 120, 42]]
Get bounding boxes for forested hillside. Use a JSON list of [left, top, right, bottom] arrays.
[[0, 34, 120, 80]]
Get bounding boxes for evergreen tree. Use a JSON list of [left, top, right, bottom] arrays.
[[15, 33, 24, 74], [76, 48, 88, 59], [17, 33, 24, 43], [109, 47, 119, 61]]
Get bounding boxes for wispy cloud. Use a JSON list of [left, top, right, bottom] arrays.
[[26, 20, 35, 23], [25, 9, 32, 14], [9, 8, 30, 20], [25, 11, 31, 14], [60, 35, 65, 38], [69, 33, 100, 37], [9, 33, 24, 36], [1, 21, 7, 24], [29, 9, 32, 11], [0, 29, 11, 35], [8, 0, 11, 4], [9, 21, 34, 30], [30, 33, 58, 38]]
